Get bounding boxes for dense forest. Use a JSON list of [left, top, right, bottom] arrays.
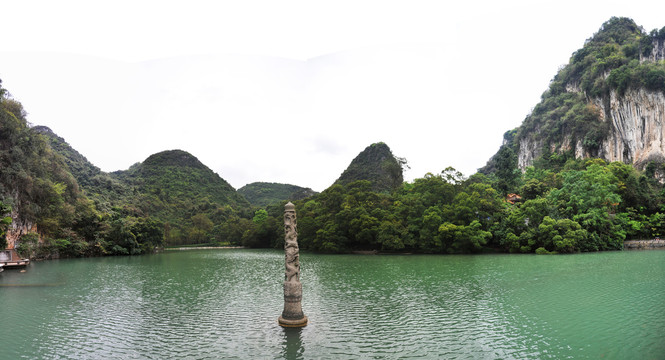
[[2, 17, 665, 258], [288, 157, 662, 254], [259, 18, 665, 254], [0, 85, 163, 257], [0, 82, 254, 257]]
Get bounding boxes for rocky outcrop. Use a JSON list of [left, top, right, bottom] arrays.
[[5, 212, 38, 249], [518, 80, 665, 173], [513, 27, 665, 172], [624, 239, 665, 249], [593, 89, 665, 168], [640, 38, 665, 63], [3, 190, 40, 249], [517, 137, 544, 170], [518, 87, 665, 171]]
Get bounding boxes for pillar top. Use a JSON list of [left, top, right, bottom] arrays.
[[285, 202, 295, 211]]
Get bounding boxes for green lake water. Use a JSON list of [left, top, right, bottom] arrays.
[[1, 249, 664, 359]]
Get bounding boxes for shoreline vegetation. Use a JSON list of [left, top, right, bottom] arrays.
[[164, 240, 665, 254], [3, 18, 665, 260]]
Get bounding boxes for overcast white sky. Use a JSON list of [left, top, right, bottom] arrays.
[[1, 0, 664, 191]]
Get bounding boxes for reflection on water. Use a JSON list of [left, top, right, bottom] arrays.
[[282, 327, 304, 360], [0, 249, 664, 359]]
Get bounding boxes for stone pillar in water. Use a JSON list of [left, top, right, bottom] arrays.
[[278, 202, 308, 327]]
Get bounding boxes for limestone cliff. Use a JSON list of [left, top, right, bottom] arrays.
[[516, 87, 665, 170], [494, 18, 665, 175], [593, 88, 665, 167]]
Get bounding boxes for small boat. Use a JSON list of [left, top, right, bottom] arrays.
[[0, 249, 30, 269]]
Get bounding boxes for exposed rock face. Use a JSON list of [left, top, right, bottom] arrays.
[[518, 137, 544, 170], [641, 38, 665, 63], [5, 209, 38, 249], [594, 89, 665, 167], [518, 87, 665, 171], [624, 239, 665, 249], [512, 28, 665, 172]]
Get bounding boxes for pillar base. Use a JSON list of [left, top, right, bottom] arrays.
[[278, 315, 308, 328]]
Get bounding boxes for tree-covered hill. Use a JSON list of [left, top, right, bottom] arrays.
[[119, 149, 249, 210], [334, 142, 406, 193], [238, 182, 317, 207], [4, 17, 665, 257], [34, 126, 102, 188], [37, 128, 254, 247], [0, 81, 163, 257], [0, 79, 257, 255], [0, 90, 83, 251], [110, 149, 252, 244], [285, 18, 665, 255]]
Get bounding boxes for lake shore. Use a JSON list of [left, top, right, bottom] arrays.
[[624, 239, 665, 249]]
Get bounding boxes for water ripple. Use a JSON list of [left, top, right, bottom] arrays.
[[1, 250, 664, 359]]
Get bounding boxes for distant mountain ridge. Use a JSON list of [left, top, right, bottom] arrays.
[[238, 182, 317, 207], [6, 16, 665, 259]]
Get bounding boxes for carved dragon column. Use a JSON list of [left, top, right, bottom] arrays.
[[278, 202, 308, 327]]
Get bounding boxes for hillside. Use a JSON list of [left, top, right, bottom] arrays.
[[0, 94, 82, 251], [1, 77, 260, 254], [238, 182, 317, 207], [109, 150, 252, 244], [35, 126, 130, 211], [33, 126, 102, 186], [0, 86, 165, 257], [335, 142, 405, 193], [118, 149, 249, 209], [37, 129, 254, 242], [485, 17, 665, 177]]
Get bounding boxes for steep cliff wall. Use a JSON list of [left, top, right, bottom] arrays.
[[517, 87, 665, 171], [594, 88, 665, 167], [3, 190, 41, 249], [513, 21, 665, 172], [5, 219, 38, 249], [517, 137, 544, 169]]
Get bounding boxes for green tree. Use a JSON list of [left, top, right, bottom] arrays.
[[252, 209, 268, 224], [536, 216, 587, 253], [314, 222, 346, 253], [106, 219, 140, 255], [548, 163, 624, 250], [131, 218, 164, 252], [419, 206, 443, 252], [494, 145, 520, 195], [0, 200, 11, 249], [376, 219, 407, 251]]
